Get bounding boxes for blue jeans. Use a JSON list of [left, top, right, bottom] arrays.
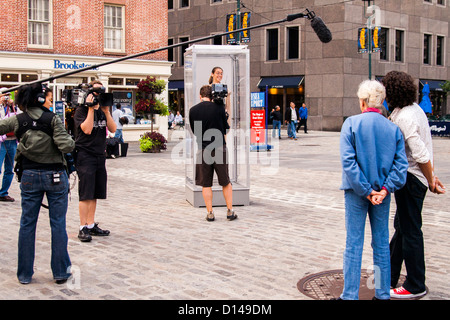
[[288, 121, 297, 138], [272, 120, 281, 138], [0, 139, 17, 197], [18, 169, 71, 283], [341, 190, 391, 300], [114, 129, 124, 143]]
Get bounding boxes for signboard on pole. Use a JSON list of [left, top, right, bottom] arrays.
[[54, 101, 65, 123], [358, 27, 381, 53], [250, 92, 266, 145], [226, 12, 251, 44], [226, 14, 237, 44]]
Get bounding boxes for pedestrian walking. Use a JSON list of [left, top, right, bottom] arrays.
[[0, 83, 75, 284], [382, 71, 446, 299], [296, 103, 308, 133], [285, 102, 298, 140], [188, 85, 237, 222], [337, 79, 408, 300], [270, 105, 282, 139]]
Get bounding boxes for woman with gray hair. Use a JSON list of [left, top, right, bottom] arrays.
[[336, 79, 408, 300]]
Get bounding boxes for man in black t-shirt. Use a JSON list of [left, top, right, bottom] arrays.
[[188, 85, 237, 222], [73, 80, 117, 242]]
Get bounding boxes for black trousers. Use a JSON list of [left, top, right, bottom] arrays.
[[390, 172, 428, 293], [296, 118, 307, 133]]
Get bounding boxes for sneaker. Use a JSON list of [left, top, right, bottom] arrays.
[[88, 223, 110, 236], [206, 212, 215, 222], [390, 286, 427, 299], [227, 209, 238, 221], [78, 227, 92, 242]]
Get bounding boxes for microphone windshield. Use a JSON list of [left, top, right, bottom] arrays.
[[310, 16, 332, 43]]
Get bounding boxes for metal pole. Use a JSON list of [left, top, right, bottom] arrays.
[[1, 12, 308, 94], [237, 0, 241, 44], [368, 0, 372, 79], [364, 0, 372, 80]]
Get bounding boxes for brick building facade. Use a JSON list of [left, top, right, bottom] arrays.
[[0, 0, 171, 139]]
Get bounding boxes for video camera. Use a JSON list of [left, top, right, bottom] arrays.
[[211, 83, 228, 105], [62, 84, 113, 108]]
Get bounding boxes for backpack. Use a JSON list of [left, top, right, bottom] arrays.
[[14, 111, 76, 182]]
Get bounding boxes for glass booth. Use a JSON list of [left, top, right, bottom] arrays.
[[184, 45, 250, 207]]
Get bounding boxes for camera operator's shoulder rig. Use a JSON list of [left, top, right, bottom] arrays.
[[211, 84, 228, 105], [62, 83, 113, 108]]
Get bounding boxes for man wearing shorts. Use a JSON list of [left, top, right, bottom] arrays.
[[74, 80, 117, 241], [188, 85, 237, 222]]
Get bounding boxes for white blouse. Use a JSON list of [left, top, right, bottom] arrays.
[[389, 103, 433, 187]]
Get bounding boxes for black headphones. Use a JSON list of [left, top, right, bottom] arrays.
[[37, 85, 47, 105]]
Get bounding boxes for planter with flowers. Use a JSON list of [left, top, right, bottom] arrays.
[[139, 131, 167, 153], [135, 76, 169, 132]]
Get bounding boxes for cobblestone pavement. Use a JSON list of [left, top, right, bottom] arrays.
[[0, 130, 449, 300]]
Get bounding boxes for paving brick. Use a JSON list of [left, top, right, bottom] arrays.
[[0, 131, 449, 300]]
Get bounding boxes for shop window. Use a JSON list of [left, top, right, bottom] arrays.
[[104, 5, 125, 52], [28, 0, 52, 48], [1, 74, 19, 82], [126, 78, 140, 86], [21, 74, 39, 82], [109, 78, 124, 85]]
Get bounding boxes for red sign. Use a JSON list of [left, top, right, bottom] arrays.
[[250, 109, 266, 144]]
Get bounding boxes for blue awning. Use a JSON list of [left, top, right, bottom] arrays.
[[420, 79, 445, 91], [169, 80, 184, 91], [258, 76, 304, 89]]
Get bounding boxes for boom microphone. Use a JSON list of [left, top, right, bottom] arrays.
[[310, 16, 332, 43]]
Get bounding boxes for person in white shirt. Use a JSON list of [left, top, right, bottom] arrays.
[[382, 71, 445, 299], [112, 103, 124, 143], [284, 102, 298, 140], [174, 111, 183, 125]]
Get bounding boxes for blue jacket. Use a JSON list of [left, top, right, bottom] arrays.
[[299, 107, 308, 119], [340, 111, 408, 198]]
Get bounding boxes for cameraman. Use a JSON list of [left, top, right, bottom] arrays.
[[74, 80, 116, 242], [188, 85, 237, 222]]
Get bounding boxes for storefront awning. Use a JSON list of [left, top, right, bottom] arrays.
[[257, 76, 304, 89], [420, 79, 445, 91], [169, 80, 184, 91]]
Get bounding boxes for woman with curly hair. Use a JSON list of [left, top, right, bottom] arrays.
[[382, 71, 446, 299], [0, 83, 75, 284]]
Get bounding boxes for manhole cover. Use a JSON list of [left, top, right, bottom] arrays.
[[297, 270, 425, 300]]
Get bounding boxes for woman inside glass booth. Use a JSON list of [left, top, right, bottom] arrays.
[[209, 67, 231, 127]]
